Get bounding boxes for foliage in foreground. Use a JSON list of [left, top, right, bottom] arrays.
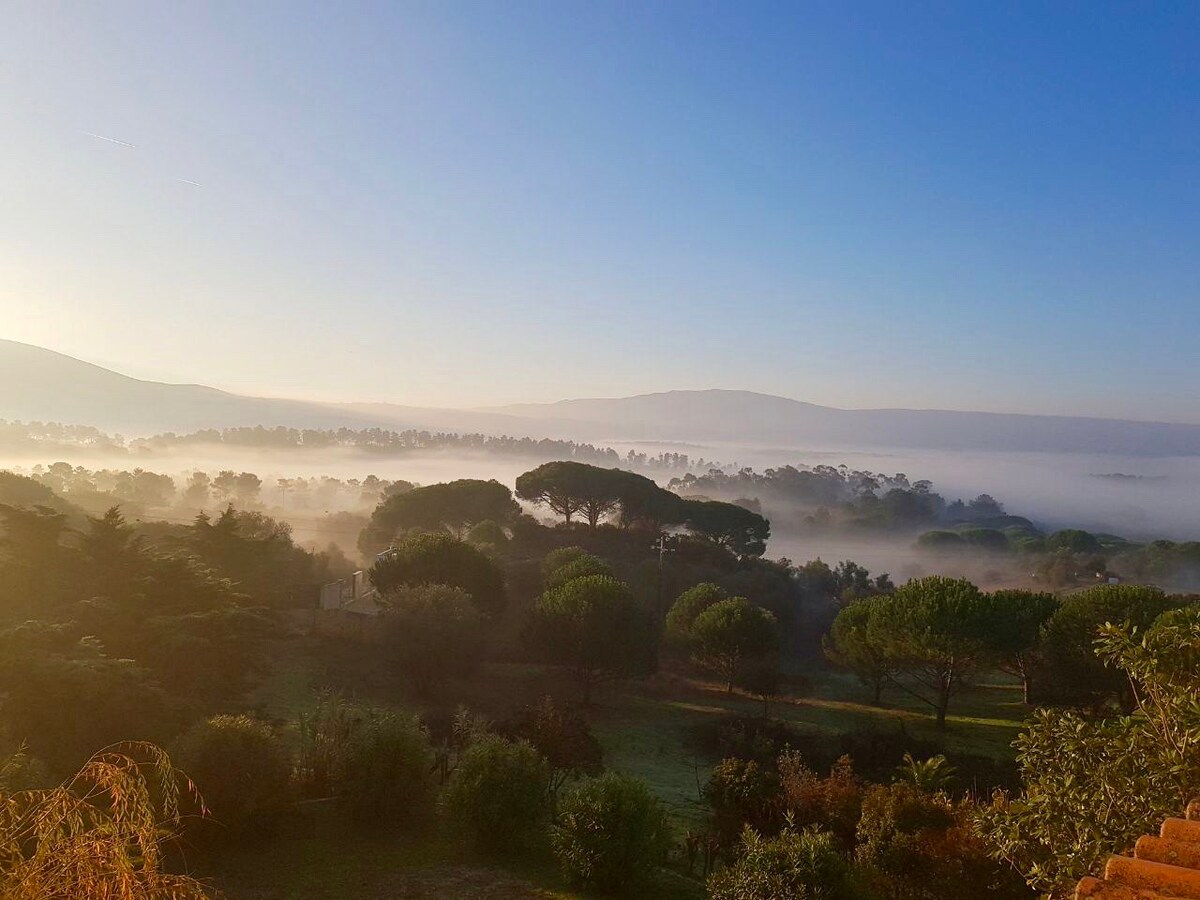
[[856, 781, 1029, 899], [978, 607, 1200, 896], [708, 825, 852, 900], [551, 772, 671, 891], [0, 742, 215, 899]]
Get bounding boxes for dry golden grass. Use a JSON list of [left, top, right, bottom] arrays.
[[0, 741, 217, 899]]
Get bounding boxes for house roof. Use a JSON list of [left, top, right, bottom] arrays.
[[1075, 800, 1200, 899]]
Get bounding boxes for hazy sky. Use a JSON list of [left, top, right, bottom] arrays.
[[2, 2, 1198, 420]]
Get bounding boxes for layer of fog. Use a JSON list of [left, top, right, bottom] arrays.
[[4, 438, 1199, 571]]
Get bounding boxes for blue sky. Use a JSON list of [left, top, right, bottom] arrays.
[[1, 2, 1197, 420]]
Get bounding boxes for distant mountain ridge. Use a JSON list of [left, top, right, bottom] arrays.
[[488, 389, 1200, 455], [2, 340, 1199, 456]]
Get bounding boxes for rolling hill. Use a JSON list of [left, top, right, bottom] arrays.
[[2, 340, 1199, 456]]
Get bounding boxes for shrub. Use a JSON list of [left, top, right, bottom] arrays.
[[696, 715, 801, 765], [466, 519, 509, 548], [443, 734, 552, 854], [708, 826, 852, 900], [552, 773, 671, 890], [857, 782, 1028, 899], [295, 692, 358, 799], [778, 753, 863, 848], [0, 647, 179, 777], [173, 714, 291, 838], [894, 752, 956, 793], [334, 707, 435, 829], [705, 757, 780, 842], [380, 583, 485, 693], [0, 744, 49, 792], [505, 696, 602, 796]]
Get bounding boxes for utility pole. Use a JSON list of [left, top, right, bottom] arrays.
[[654, 533, 675, 621]]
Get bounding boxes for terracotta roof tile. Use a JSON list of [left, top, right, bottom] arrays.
[[1075, 800, 1200, 899]]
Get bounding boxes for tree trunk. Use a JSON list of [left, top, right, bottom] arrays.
[[935, 665, 953, 729], [872, 678, 883, 706]]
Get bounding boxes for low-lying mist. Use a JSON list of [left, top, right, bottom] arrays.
[[5, 437, 1199, 576]]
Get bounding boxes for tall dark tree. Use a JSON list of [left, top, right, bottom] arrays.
[[679, 498, 770, 558], [824, 598, 892, 705], [1036, 584, 1184, 710], [0, 504, 71, 618], [690, 597, 778, 692], [77, 507, 146, 601], [866, 576, 994, 728], [516, 462, 631, 528], [980, 589, 1059, 704], [360, 479, 519, 554]]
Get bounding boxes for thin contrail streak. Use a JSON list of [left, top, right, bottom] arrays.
[[176, 178, 202, 187], [84, 132, 136, 148]]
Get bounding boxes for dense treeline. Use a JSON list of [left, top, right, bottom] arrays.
[[0, 418, 714, 469], [135, 425, 706, 470], [671, 465, 1032, 534]]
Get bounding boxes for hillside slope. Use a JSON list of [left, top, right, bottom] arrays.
[[3, 341, 1199, 455]]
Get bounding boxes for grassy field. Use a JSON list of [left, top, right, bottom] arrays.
[[219, 636, 1028, 898]]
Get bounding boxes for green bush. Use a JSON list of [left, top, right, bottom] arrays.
[[705, 757, 780, 842], [442, 734, 552, 853], [173, 714, 291, 838], [334, 707, 435, 829], [708, 826, 852, 900], [552, 773, 671, 891], [380, 584, 485, 693]]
